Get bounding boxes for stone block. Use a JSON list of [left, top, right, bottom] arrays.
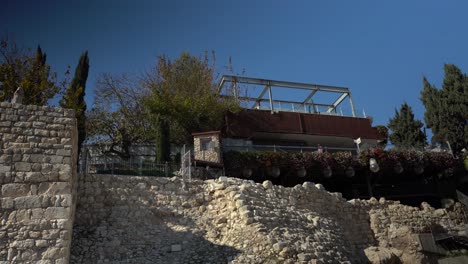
[[0, 165, 12, 173], [1, 183, 29, 197], [56, 149, 71, 157], [26, 136, 41, 143], [14, 162, 31, 172], [171, 244, 182, 252], [13, 121, 31, 128], [38, 143, 53, 149], [31, 208, 45, 219], [38, 182, 71, 195], [0, 154, 13, 163], [42, 247, 61, 259], [59, 194, 72, 206], [32, 121, 46, 128], [14, 209, 31, 221], [24, 172, 48, 182], [60, 138, 72, 145], [30, 154, 45, 163], [14, 195, 43, 209], [0, 121, 12, 127], [45, 207, 70, 219], [34, 129, 49, 137], [56, 219, 72, 229], [31, 163, 42, 172], [35, 240, 48, 248], [58, 171, 71, 182], [49, 155, 64, 164], [55, 258, 68, 264], [1, 197, 14, 209]]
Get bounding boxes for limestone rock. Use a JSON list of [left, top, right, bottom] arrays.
[[364, 246, 401, 264], [11, 87, 24, 104], [262, 180, 273, 189]]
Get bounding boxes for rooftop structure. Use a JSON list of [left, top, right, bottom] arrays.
[[217, 75, 359, 117], [209, 75, 382, 153]]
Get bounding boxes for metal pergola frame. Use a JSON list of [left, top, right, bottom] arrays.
[[217, 75, 356, 117]]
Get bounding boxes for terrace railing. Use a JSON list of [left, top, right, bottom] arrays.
[[180, 146, 192, 180], [82, 148, 175, 177], [223, 143, 358, 154]]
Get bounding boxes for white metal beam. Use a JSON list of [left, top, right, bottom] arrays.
[[218, 75, 349, 94], [326, 93, 348, 113]]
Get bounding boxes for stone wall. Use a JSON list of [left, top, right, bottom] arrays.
[[71, 174, 467, 263], [193, 132, 221, 164], [0, 102, 78, 263], [366, 199, 466, 262]]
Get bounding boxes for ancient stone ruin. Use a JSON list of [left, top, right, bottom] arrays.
[[1, 102, 467, 263]]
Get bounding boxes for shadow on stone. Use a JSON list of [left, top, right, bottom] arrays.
[[70, 175, 241, 263]]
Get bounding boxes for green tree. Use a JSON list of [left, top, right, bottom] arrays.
[[156, 118, 171, 162], [388, 102, 426, 148], [375, 125, 389, 148], [421, 64, 468, 155], [143, 52, 241, 148], [0, 38, 60, 105], [60, 51, 89, 159]]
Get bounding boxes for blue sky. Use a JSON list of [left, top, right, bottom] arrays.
[[2, 0, 468, 139]]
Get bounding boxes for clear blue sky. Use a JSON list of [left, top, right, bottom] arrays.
[[2, 0, 468, 139]]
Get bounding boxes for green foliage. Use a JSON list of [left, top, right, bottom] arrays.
[[375, 125, 389, 148], [421, 64, 468, 155], [156, 118, 170, 162], [0, 38, 60, 105], [60, 51, 89, 157], [388, 102, 426, 148], [143, 52, 241, 145]]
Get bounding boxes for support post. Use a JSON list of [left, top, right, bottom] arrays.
[[348, 92, 356, 117], [268, 85, 274, 114]]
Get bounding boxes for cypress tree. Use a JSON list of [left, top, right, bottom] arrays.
[[388, 102, 426, 148], [60, 51, 89, 160], [421, 64, 468, 155], [156, 118, 171, 162]]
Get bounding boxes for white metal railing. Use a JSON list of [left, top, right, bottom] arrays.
[[223, 143, 358, 154], [180, 146, 191, 180]]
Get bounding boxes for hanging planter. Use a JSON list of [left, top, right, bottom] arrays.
[[323, 166, 332, 178], [345, 166, 355, 177], [394, 162, 404, 174], [414, 163, 424, 175], [242, 168, 253, 178], [369, 158, 380, 173], [297, 166, 307, 178], [269, 167, 280, 178]]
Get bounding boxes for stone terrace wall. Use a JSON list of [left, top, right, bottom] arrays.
[[366, 199, 466, 262], [0, 102, 78, 263], [72, 174, 467, 264], [71, 175, 373, 263]]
